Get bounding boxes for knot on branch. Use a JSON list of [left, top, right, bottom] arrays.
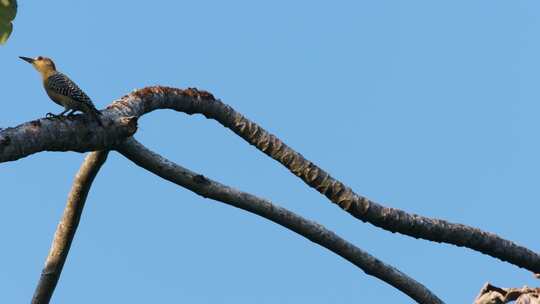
[[116, 116, 138, 136], [0, 134, 11, 147]]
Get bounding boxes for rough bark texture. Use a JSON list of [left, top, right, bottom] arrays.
[[4, 86, 539, 274], [474, 282, 540, 304], [0, 115, 136, 163], [117, 138, 444, 304], [31, 151, 109, 304], [105, 86, 540, 273]]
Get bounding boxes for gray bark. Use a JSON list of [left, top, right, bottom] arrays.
[[3, 85, 538, 303], [117, 138, 444, 304], [31, 151, 109, 304], [0, 115, 135, 163], [3, 86, 539, 272], [111, 86, 540, 273]]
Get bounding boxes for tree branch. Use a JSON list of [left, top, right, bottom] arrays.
[[0, 115, 136, 163], [4, 86, 539, 273], [109, 86, 540, 273], [116, 138, 444, 304], [31, 151, 109, 304]]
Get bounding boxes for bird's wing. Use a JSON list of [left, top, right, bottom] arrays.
[[47, 72, 96, 107]]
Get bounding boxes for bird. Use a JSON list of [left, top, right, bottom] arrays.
[[19, 56, 103, 126]]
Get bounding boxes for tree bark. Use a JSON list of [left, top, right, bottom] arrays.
[[3, 86, 539, 273], [112, 86, 540, 273], [117, 138, 444, 304], [31, 151, 109, 304], [474, 282, 540, 304], [0, 116, 135, 163]]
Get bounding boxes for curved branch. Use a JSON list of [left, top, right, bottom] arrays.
[[117, 138, 444, 304], [0, 116, 136, 163], [4, 86, 539, 272], [108, 86, 540, 273], [32, 151, 109, 304]]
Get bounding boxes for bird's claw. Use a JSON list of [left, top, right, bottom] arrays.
[[45, 112, 65, 119]]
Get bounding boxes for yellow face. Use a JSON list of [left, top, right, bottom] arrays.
[[20, 56, 56, 74], [32, 56, 56, 73]]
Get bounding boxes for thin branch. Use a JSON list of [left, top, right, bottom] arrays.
[[116, 138, 444, 304], [32, 151, 109, 304], [0, 115, 136, 163]]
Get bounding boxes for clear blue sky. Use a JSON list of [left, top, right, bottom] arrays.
[[1, 1, 539, 303]]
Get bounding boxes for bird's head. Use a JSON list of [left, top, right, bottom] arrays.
[[19, 56, 57, 75]]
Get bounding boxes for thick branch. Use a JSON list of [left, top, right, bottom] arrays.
[[117, 138, 444, 304], [106, 86, 540, 273], [0, 115, 136, 163], [32, 151, 109, 304]]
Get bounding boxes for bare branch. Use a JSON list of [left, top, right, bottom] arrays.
[[4, 86, 539, 272], [116, 138, 444, 304], [32, 151, 109, 304], [0, 115, 136, 163], [108, 86, 540, 273]]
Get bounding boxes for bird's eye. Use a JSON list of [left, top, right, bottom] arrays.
[[36, 56, 43, 60]]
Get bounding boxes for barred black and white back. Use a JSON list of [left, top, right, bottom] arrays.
[[46, 72, 95, 109], [45, 72, 102, 125]]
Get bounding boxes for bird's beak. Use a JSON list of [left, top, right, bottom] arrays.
[[19, 56, 35, 64]]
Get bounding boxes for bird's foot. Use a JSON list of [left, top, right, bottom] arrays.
[[45, 112, 66, 119]]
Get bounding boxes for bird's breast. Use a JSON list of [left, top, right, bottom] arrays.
[[45, 89, 83, 110], [43, 84, 65, 107]]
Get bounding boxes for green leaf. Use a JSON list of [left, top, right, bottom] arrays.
[[0, 0, 16, 22], [0, 20, 12, 44], [0, 0, 17, 45]]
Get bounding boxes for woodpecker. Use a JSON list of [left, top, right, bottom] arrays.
[[19, 56, 103, 126]]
